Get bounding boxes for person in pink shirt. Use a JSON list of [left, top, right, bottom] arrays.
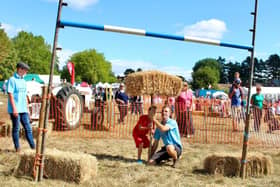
[[175, 82, 195, 137]]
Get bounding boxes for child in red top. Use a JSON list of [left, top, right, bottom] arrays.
[[133, 105, 157, 163]]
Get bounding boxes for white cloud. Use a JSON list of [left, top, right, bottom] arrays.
[[45, 0, 98, 10], [177, 19, 227, 40], [56, 49, 76, 69], [68, 0, 98, 10], [110, 59, 192, 80], [0, 23, 24, 37]]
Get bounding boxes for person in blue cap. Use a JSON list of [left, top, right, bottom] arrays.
[[7, 62, 35, 153]]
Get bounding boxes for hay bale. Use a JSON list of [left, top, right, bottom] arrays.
[[14, 149, 98, 183], [203, 153, 273, 178], [125, 70, 182, 97], [0, 122, 11, 137], [245, 154, 273, 177], [203, 155, 240, 176]]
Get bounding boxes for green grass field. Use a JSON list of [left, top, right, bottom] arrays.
[[1, 137, 280, 187]]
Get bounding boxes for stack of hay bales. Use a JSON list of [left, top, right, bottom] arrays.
[[203, 152, 273, 178], [0, 121, 53, 139], [125, 70, 183, 97], [14, 149, 98, 184], [0, 122, 11, 137]]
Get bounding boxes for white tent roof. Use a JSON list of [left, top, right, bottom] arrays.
[[26, 81, 43, 99], [103, 82, 111, 88], [96, 82, 104, 88]]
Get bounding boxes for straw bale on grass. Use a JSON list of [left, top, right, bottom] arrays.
[[0, 122, 12, 137], [14, 148, 98, 183], [203, 152, 273, 178], [125, 70, 182, 97], [0, 121, 53, 139]]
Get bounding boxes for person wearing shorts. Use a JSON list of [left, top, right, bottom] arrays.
[[148, 105, 182, 168], [132, 105, 157, 163], [229, 79, 243, 131]]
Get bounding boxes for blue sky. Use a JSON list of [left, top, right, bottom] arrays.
[[1, 0, 280, 80]]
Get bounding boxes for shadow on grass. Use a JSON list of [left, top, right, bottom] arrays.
[[90, 153, 137, 163], [192, 167, 209, 175], [83, 123, 110, 131]]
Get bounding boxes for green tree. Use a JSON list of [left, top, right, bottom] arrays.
[[124, 68, 135, 77], [192, 58, 221, 73], [192, 66, 219, 89], [191, 58, 220, 89], [61, 49, 116, 84], [0, 28, 11, 63], [0, 47, 19, 80], [217, 56, 229, 84], [12, 31, 58, 74], [266, 54, 280, 80], [227, 61, 241, 83], [177, 75, 186, 82], [0, 28, 17, 80]]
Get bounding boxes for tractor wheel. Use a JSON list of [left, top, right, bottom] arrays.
[[54, 85, 83, 130]]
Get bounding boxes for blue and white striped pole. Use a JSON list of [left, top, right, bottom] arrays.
[[59, 20, 253, 51]]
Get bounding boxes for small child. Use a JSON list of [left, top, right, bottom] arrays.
[[231, 72, 242, 89], [132, 105, 157, 163], [234, 72, 242, 84]]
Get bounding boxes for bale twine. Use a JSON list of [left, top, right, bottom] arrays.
[[203, 152, 273, 178], [14, 149, 98, 184], [125, 70, 183, 97]]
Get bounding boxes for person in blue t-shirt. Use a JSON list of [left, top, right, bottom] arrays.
[[148, 105, 182, 168], [7, 62, 35, 153]]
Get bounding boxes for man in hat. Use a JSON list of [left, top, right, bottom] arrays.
[[7, 62, 35, 152]]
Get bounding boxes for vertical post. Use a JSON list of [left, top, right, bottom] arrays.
[[34, 86, 48, 181], [240, 0, 258, 179], [38, 0, 65, 181], [148, 94, 154, 160]]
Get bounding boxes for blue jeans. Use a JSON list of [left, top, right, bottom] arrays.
[[10, 113, 35, 150]]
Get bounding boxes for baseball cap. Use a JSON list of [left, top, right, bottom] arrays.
[[234, 79, 241, 84], [16, 62, 30, 70], [120, 83, 124, 86]]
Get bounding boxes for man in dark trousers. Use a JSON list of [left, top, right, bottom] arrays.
[[115, 83, 129, 124]]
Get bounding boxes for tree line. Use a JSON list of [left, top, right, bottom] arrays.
[[1, 26, 279, 87], [191, 54, 280, 90]]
